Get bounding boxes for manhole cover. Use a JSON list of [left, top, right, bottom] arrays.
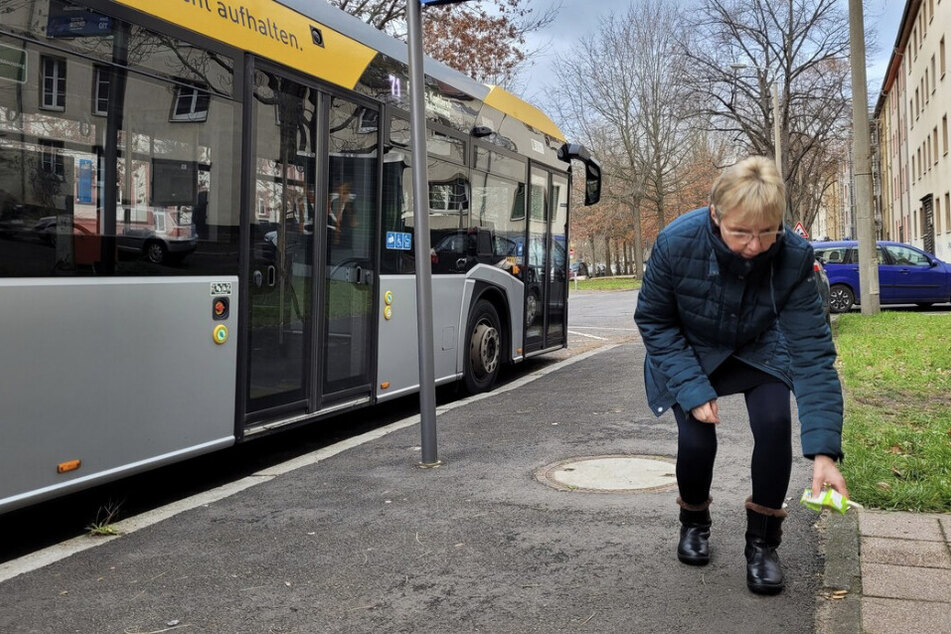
[[535, 454, 677, 493]]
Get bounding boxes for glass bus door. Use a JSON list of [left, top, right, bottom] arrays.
[[246, 70, 318, 414], [524, 168, 568, 352], [525, 168, 549, 351], [547, 173, 569, 347], [246, 77, 377, 419], [321, 96, 377, 401]]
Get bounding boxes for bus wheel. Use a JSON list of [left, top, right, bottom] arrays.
[[464, 299, 502, 394]]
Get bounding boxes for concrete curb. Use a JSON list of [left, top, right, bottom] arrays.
[[816, 511, 862, 634]]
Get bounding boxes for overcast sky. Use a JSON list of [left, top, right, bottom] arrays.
[[515, 0, 906, 103]]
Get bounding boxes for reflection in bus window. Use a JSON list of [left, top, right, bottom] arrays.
[[0, 8, 239, 278]]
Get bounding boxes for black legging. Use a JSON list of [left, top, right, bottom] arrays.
[[672, 358, 792, 510]]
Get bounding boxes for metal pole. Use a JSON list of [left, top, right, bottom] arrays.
[[407, 0, 441, 466], [772, 82, 782, 174], [848, 0, 880, 314]]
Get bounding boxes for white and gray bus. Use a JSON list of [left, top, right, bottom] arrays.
[[0, 0, 601, 514]]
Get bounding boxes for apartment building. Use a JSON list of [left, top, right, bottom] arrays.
[[874, 0, 951, 260]]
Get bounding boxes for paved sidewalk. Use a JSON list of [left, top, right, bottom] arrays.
[[811, 499, 951, 633], [856, 511, 951, 633]]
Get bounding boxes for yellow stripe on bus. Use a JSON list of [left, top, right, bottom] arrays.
[[114, 0, 377, 90], [483, 86, 565, 142]]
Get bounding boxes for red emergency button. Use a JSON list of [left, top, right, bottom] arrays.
[[212, 297, 230, 320]]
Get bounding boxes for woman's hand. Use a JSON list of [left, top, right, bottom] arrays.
[[690, 399, 720, 424], [811, 455, 849, 499]]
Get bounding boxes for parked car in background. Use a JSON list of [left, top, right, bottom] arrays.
[[812, 240, 951, 312], [569, 261, 589, 280]]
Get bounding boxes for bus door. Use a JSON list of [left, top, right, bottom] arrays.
[[321, 96, 378, 403], [246, 68, 319, 416], [524, 167, 568, 352], [245, 74, 377, 422]]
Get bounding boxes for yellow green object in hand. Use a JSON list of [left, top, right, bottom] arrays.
[[800, 488, 863, 514]]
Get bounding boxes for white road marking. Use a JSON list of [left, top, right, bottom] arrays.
[[568, 330, 607, 340], [569, 326, 639, 331], [0, 344, 618, 584]]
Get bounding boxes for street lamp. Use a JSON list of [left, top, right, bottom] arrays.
[[730, 63, 782, 175]]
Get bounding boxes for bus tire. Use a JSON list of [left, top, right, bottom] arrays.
[[464, 299, 502, 394]]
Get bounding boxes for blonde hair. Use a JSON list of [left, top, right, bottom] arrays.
[[710, 156, 785, 226]]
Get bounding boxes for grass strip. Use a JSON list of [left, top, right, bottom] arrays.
[[572, 277, 642, 291], [835, 312, 951, 512]]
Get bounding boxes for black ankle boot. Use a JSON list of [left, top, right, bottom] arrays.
[[744, 499, 786, 595], [677, 498, 712, 566]]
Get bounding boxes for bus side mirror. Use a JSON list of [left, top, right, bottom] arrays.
[[584, 161, 601, 206], [558, 143, 602, 206]]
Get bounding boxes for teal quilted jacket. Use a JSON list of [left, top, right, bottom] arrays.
[[634, 207, 843, 459]]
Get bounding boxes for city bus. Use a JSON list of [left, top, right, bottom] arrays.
[[0, 0, 601, 514]]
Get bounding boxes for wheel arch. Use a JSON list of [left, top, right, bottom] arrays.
[[468, 281, 512, 365]]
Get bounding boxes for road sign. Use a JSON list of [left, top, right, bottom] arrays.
[[793, 222, 808, 238]]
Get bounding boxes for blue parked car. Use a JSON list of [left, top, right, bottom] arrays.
[[812, 240, 951, 313]]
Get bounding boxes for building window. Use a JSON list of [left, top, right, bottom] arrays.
[[39, 140, 65, 180], [934, 127, 940, 164], [932, 55, 937, 91], [941, 37, 946, 78], [40, 56, 66, 111], [170, 84, 209, 122], [93, 66, 109, 116], [943, 115, 948, 155], [946, 192, 950, 233]]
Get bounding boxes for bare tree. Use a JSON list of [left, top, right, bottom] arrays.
[[683, 0, 852, 226], [551, 0, 703, 277], [329, 0, 561, 85]]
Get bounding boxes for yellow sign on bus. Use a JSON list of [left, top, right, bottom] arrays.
[[114, 0, 377, 89]]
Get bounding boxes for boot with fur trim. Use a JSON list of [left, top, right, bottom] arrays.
[[677, 497, 712, 566], [744, 497, 786, 594]]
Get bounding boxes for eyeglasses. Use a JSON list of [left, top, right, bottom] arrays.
[[720, 227, 785, 244]]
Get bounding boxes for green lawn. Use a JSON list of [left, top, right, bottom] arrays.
[[572, 276, 642, 291], [835, 312, 951, 511]]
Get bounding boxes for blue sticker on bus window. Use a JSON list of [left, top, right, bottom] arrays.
[[386, 231, 412, 250]]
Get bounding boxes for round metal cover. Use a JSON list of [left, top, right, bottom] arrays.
[[536, 454, 677, 493]]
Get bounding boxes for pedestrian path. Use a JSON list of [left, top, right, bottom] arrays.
[[857, 511, 951, 633]]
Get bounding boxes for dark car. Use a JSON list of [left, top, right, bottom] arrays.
[[812, 240, 951, 312], [569, 261, 589, 280]]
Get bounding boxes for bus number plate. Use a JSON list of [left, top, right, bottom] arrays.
[[211, 282, 233, 296]]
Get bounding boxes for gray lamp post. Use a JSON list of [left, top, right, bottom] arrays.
[[410, 0, 472, 467]]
